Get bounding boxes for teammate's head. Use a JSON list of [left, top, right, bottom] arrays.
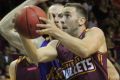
[[48, 4, 64, 29], [62, 3, 88, 36]]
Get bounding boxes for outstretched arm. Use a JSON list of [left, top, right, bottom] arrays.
[[37, 18, 106, 58], [20, 35, 58, 63], [0, 0, 48, 52]]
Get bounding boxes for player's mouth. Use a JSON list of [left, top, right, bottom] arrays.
[[62, 26, 68, 29]]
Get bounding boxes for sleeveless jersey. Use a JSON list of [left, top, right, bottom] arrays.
[[16, 57, 40, 80], [55, 31, 108, 80]]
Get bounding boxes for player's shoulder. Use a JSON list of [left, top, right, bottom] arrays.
[[87, 27, 104, 36], [89, 27, 103, 32]]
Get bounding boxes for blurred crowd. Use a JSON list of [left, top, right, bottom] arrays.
[[0, 0, 120, 80]]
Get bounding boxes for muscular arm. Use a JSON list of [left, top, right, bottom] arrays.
[[20, 35, 58, 63], [0, 0, 47, 52], [53, 27, 106, 58]]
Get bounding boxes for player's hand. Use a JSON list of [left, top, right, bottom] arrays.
[[36, 14, 62, 36]]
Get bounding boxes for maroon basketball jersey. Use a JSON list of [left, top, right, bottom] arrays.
[[56, 31, 108, 80], [15, 57, 40, 80]]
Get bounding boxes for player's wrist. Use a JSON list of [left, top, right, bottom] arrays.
[[52, 28, 65, 39]]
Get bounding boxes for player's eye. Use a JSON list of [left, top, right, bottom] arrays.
[[65, 13, 71, 18], [52, 14, 55, 18], [58, 14, 63, 18]]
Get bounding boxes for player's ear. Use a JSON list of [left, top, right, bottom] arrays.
[[78, 17, 86, 26]]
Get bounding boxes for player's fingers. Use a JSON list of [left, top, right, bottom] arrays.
[[36, 24, 51, 28], [39, 17, 49, 23], [36, 29, 49, 34], [49, 13, 54, 22]]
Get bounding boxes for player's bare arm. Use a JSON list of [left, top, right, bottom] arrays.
[[9, 60, 18, 80], [36, 16, 107, 58], [20, 35, 58, 63], [0, 0, 48, 51], [107, 59, 120, 80]]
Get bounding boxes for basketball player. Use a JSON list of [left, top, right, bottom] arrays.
[[0, 0, 64, 80], [0, 0, 48, 80], [0, 0, 119, 80], [19, 3, 119, 80], [9, 56, 41, 80], [8, 4, 64, 80]]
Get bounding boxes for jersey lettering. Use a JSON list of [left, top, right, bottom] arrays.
[[62, 58, 96, 79]]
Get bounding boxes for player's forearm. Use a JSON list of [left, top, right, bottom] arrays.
[[20, 35, 57, 63], [0, 28, 25, 53], [53, 30, 90, 58], [20, 35, 39, 63]]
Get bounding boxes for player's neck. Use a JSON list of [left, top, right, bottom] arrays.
[[77, 25, 86, 37]]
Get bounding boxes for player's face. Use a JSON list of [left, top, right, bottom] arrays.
[[62, 7, 80, 35], [48, 5, 64, 29]]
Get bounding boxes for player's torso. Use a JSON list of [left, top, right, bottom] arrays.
[[56, 44, 108, 80], [55, 29, 108, 80]]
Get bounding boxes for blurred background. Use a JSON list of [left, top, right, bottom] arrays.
[[0, 0, 120, 80]]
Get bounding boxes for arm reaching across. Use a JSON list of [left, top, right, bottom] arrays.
[[0, 0, 48, 52], [20, 35, 58, 63]]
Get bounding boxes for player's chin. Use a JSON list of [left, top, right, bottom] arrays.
[[62, 29, 68, 33]]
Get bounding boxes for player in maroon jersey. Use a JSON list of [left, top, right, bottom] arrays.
[[0, 0, 119, 80], [19, 3, 119, 80]]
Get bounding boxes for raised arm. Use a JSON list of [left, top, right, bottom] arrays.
[[0, 0, 47, 52]]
